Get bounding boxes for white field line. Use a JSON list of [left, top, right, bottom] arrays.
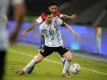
[[8, 49, 107, 76]]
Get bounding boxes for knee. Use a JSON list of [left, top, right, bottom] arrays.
[[37, 57, 43, 62], [65, 54, 72, 62], [65, 53, 72, 62], [38, 57, 43, 62], [67, 57, 72, 62], [35, 55, 43, 63]]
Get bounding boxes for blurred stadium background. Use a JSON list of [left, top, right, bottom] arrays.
[[7, 0, 107, 55], [5, 0, 107, 80]]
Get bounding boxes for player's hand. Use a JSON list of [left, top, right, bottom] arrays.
[[73, 33, 80, 38], [20, 31, 26, 37], [70, 14, 77, 20]]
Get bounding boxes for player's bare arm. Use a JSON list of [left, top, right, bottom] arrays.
[[62, 14, 77, 20], [21, 18, 38, 37], [63, 22, 79, 37]]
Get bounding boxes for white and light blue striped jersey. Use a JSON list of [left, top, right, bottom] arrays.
[[0, 0, 9, 50], [0, 0, 24, 50], [40, 17, 64, 47]]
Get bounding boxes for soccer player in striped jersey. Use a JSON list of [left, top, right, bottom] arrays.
[[20, 1, 78, 76], [17, 10, 79, 78]]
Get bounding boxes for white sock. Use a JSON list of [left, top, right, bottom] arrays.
[[63, 60, 71, 74], [23, 56, 37, 71]]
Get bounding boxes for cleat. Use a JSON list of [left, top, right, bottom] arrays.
[[62, 72, 70, 79], [66, 70, 70, 77], [16, 70, 26, 75]]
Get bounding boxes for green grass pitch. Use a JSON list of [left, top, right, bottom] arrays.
[[4, 43, 107, 80]]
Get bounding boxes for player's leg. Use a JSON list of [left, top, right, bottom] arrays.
[[23, 53, 44, 71], [57, 46, 72, 78], [63, 51, 72, 71], [60, 46, 69, 65], [61, 56, 70, 76], [16, 53, 44, 75], [26, 34, 45, 74], [62, 51, 72, 78], [61, 55, 66, 65], [16, 45, 53, 75], [24, 46, 53, 74]]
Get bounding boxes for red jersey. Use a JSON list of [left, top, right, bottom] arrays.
[[36, 11, 63, 24]]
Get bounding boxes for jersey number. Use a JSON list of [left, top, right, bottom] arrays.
[[49, 30, 54, 35]]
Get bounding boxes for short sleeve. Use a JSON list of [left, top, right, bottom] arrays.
[[36, 16, 43, 24], [60, 14, 69, 18], [57, 17, 63, 25], [60, 14, 64, 18]]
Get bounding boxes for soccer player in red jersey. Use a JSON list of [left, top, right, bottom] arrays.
[[21, 2, 77, 36]]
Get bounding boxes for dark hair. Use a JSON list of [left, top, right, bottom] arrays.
[[48, 1, 57, 7], [45, 10, 53, 16]]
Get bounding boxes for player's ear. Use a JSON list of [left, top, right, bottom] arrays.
[[45, 16, 48, 19], [48, 7, 50, 10]]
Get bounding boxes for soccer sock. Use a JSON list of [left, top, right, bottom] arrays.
[[23, 56, 37, 72], [61, 57, 66, 65], [63, 60, 71, 74]]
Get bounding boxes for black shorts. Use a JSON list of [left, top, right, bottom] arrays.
[[40, 45, 69, 57]]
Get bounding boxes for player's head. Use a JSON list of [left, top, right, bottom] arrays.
[[48, 1, 58, 13], [45, 10, 53, 24]]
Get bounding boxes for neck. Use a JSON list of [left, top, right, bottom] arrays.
[[53, 12, 56, 16], [45, 20, 51, 25]]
